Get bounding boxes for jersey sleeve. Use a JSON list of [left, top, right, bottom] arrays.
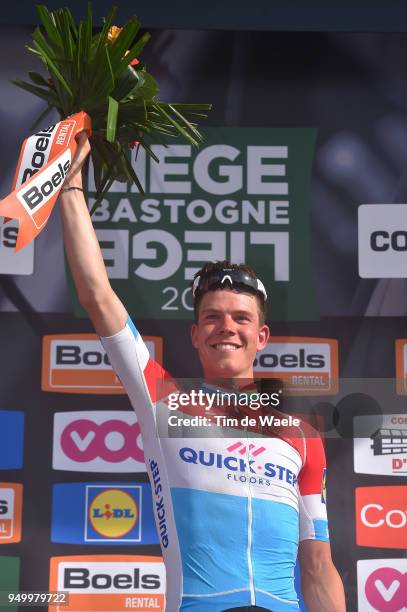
[[297, 433, 329, 542], [100, 315, 172, 406]]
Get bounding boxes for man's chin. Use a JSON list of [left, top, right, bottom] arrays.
[[205, 359, 248, 379]]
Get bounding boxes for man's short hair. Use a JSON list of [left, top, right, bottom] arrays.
[[192, 260, 267, 325]]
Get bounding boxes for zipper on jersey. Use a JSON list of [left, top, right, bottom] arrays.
[[246, 433, 255, 605]]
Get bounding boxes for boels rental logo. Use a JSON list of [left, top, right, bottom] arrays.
[[254, 337, 338, 395], [49, 555, 165, 611], [0, 484, 23, 544], [42, 334, 162, 394]]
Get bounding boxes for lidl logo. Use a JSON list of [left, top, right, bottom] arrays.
[[0, 411, 24, 470], [396, 340, 407, 395], [49, 555, 165, 611], [42, 334, 163, 394], [0, 484, 22, 543], [357, 559, 407, 612], [89, 488, 138, 539], [51, 483, 158, 545], [52, 411, 146, 473], [254, 337, 338, 395], [355, 486, 407, 549], [354, 414, 407, 476]]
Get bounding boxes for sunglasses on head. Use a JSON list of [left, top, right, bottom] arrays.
[[192, 269, 268, 301]]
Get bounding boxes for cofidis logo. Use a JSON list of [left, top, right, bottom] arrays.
[[357, 559, 407, 612], [355, 486, 407, 549], [52, 411, 146, 473], [396, 339, 407, 395], [42, 334, 163, 394], [51, 483, 158, 545], [254, 337, 338, 395], [49, 555, 165, 611], [0, 484, 22, 543]]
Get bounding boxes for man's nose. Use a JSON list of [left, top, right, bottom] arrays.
[[218, 314, 236, 333]]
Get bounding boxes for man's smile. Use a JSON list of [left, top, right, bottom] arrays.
[[210, 342, 243, 351]]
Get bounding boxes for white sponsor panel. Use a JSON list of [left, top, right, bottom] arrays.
[[56, 560, 166, 593], [358, 204, 407, 278], [49, 555, 165, 612], [253, 337, 338, 395], [50, 338, 158, 370], [52, 411, 146, 473], [354, 414, 407, 475], [50, 339, 112, 371], [357, 558, 407, 612], [0, 487, 14, 539], [0, 221, 34, 275]]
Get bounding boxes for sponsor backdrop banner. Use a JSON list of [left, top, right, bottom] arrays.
[[69, 129, 318, 321], [2, 27, 407, 612]]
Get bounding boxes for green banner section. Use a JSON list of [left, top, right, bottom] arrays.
[[0, 557, 19, 612], [69, 128, 318, 321]]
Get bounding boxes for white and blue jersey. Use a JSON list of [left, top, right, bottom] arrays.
[[101, 317, 329, 612]]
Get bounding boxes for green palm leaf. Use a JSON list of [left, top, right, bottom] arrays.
[[12, 3, 211, 205]]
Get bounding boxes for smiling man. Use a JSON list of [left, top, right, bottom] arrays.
[[58, 134, 345, 612]]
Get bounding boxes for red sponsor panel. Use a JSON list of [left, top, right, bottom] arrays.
[[355, 486, 407, 549]]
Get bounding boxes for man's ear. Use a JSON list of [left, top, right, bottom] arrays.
[[191, 323, 199, 349], [257, 324, 270, 351]]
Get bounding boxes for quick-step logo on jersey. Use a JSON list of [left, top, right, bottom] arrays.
[[51, 483, 158, 545], [0, 484, 22, 543], [395, 339, 407, 395], [0, 411, 24, 470], [355, 486, 407, 549], [253, 337, 339, 395], [357, 559, 407, 612], [52, 412, 146, 473], [354, 414, 407, 476], [179, 441, 298, 488], [42, 334, 163, 394], [49, 555, 165, 612]]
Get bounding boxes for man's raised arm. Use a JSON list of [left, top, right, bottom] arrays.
[[59, 133, 127, 336]]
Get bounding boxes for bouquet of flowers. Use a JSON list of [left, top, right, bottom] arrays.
[[12, 4, 211, 210]]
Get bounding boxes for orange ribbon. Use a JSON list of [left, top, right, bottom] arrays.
[[0, 111, 91, 251]]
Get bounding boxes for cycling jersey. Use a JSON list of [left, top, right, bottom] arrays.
[[100, 317, 329, 612]]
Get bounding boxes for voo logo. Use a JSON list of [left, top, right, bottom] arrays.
[[60, 419, 143, 462], [53, 412, 146, 473]]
